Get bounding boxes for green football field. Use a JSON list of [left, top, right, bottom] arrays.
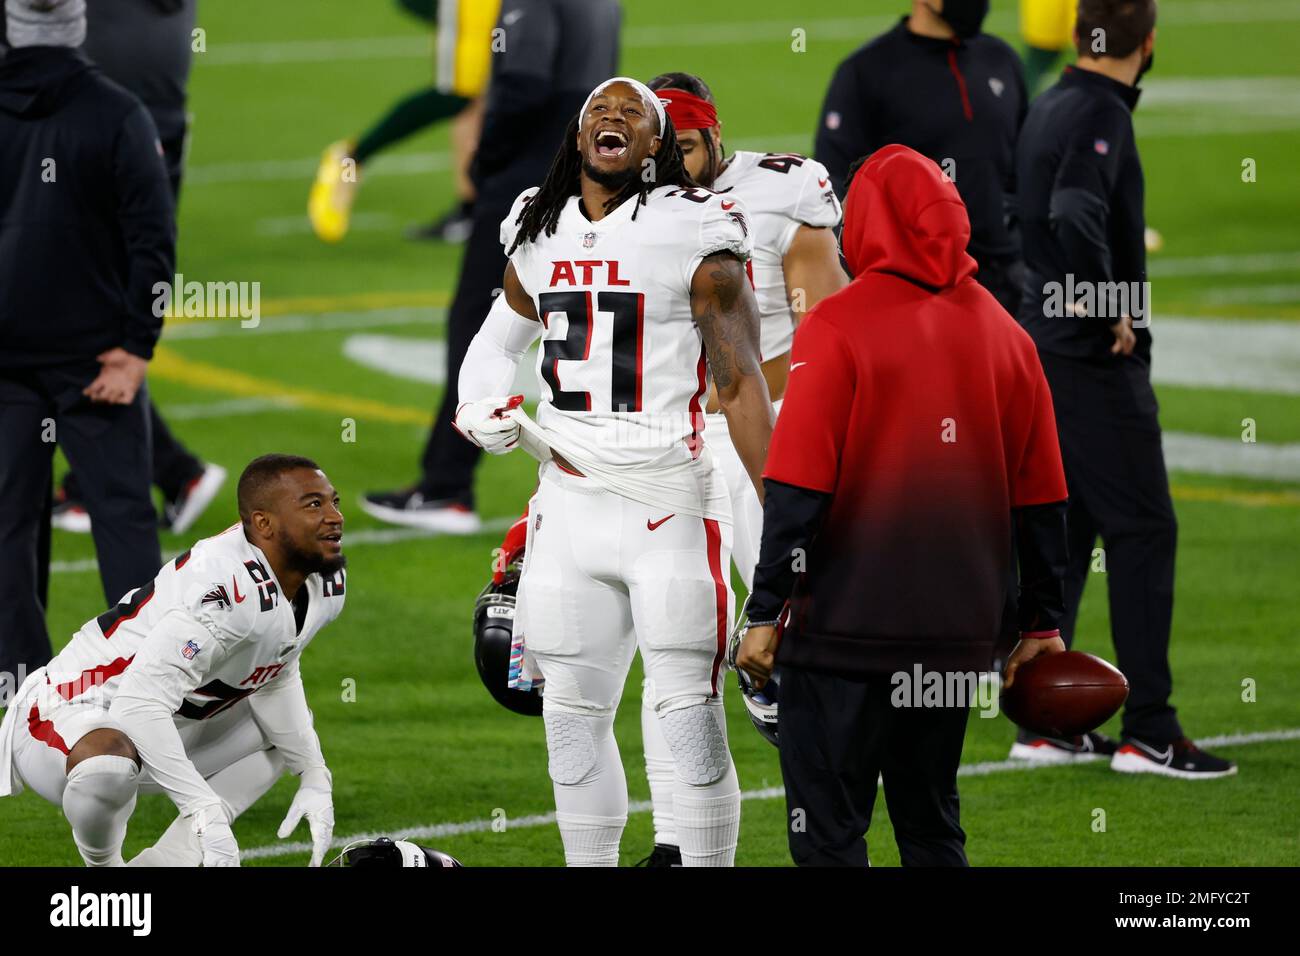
[[2, 0, 1299, 867]]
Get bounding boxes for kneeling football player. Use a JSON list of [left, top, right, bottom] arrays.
[[0, 454, 347, 867]]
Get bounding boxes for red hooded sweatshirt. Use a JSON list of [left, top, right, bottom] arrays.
[[763, 144, 1067, 676]]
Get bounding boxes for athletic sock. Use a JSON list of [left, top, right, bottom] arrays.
[[546, 709, 628, 866], [1023, 45, 1064, 96], [674, 766, 741, 867], [352, 88, 472, 165], [62, 754, 139, 867]]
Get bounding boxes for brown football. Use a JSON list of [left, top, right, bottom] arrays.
[[1000, 651, 1129, 738]]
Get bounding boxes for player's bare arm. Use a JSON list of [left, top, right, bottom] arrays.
[[783, 224, 849, 327], [691, 250, 773, 502], [502, 261, 541, 322]]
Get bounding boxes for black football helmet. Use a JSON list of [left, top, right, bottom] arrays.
[[473, 517, 544, 716], [728, 597, 783, 747], [330, 837, 462, 868]]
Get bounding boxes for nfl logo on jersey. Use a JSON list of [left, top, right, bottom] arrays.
[[181, 640, 200, 661], [582, 231, 597, 249]]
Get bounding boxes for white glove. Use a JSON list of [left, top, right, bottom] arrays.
[[190, 803, 240, 867], [453, 395, 523, 455], [277, 767, 334, 867]]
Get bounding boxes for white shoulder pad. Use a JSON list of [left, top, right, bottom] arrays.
[[176, 547, 262, 642], [500, 186, 541, 255], [790, 155, 843, 230], [684, 190, 755, 290]]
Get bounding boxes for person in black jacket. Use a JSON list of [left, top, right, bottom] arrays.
[[361, 0, 621, 533], [813, 0, 1027, 313], [52, 0, 228, 539], [0, 0, 174, 688], [1014, 0, 1234, 778]]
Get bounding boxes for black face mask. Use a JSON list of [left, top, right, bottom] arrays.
[[937, 0, 989, 39], [1137, 50, 1155, 82]]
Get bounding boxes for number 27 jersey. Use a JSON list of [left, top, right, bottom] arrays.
[[501, 184, 754, 470]]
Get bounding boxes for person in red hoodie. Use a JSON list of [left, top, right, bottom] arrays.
[[736, 144, 1070, 866]]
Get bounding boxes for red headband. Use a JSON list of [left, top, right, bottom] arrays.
[[656, 87, 719, 131]]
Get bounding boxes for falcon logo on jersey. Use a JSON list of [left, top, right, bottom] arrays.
[[201, 585, 232, 611], [727, 210, 750, 238], [181, 640, 201, 661]]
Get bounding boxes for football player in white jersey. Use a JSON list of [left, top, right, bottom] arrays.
[[0, 454, 347, 867], [649, 71, 848, 590], [452, 77, 773, 866], [627, 72, 849, 866]]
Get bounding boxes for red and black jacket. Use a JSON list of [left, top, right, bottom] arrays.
[[748, 145, 1069, 677]]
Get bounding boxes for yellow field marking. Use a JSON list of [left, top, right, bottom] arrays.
[[150, 346, 431, 425], [163, 289, 448, 326], [1171, 483, 1300, 508], [150, 345, 1300, 508]]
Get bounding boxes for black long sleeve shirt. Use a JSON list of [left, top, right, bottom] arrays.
[[0, 47, 175, 369], [1015, 66, 1151, 362], [470, 0, 621, 193], [813, 17, 1027, 266]]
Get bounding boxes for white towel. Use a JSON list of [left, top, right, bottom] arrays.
[[0, 666, 46, 797]]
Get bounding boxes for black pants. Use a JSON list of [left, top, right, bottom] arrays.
[[63, 399, 202, 503], [1038, 352, 1181, 744], [0, 366, 162, 678], [779, 667, 971, 867], [416, 184, 521, 505]]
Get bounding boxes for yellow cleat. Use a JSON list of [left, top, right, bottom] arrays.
[[308, 140, 360, 243]]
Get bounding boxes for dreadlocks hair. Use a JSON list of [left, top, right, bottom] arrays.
[[507, 101, 699, 256], [647, 72, 724, 188]]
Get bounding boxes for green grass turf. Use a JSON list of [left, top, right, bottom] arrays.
[[2, 0, 1299, 866]]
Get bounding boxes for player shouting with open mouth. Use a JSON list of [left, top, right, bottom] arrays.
[[452, 77, 773, 866]]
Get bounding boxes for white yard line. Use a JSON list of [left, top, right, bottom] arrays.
[[197, 3, 1300, 67], [49, 518, 515, 575], [1164, 433, 1300, 481], [1147, 251, 1300, 278], [162, 306, 441, 340], [1152, 317, 1300, 395], [241, 726, 1300, 861]]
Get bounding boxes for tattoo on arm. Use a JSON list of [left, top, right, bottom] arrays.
[[692, 252, 761, 391]]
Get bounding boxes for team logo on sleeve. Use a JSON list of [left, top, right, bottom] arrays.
[[201, 584, 232, 611], [181, 640, 201, 661], [727, 209, 750, 238]]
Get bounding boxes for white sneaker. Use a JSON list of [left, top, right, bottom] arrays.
[[165, 464, 228, 535]]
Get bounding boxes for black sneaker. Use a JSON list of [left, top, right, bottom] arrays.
[[1009, 727, 1118, 764], [405, 201, 474, 243], [359, 488, 481, 534], [1111, 736, 1238, 779], [633, 843, 682, 867]]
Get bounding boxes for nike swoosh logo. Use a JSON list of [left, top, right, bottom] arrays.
[[1130, 741, 1172, 761], [720, 200, 736, 210], [790, 361, 807, 371], [818, 177, 828, 187], [232, 576, 246, 604], [647, 514, 675, 531]]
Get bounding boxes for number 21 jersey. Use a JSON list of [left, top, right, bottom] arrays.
[[501, 184, 754, 471]]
